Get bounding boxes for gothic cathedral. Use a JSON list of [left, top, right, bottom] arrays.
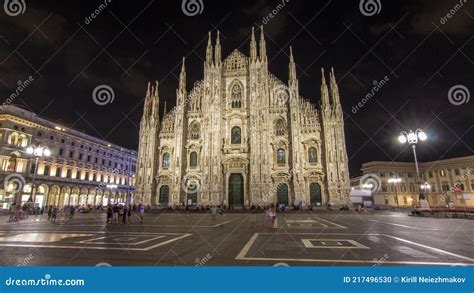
[[135, 27, 351, 208]]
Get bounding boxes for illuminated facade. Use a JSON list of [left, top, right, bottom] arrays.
[[135, 28, 351, 208], [361, 156, 474, 208], [0, 105, 137, 209]]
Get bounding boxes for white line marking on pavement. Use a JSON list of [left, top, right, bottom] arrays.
[[365, 219, 455, 231], [235, 232, 474, 264], [0, 233, 192, 251]]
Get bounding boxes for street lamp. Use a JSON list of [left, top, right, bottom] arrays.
[[398, 129, 427, 200], [388, 177, 402, 207], [106, 184, 117, 205], [25, 145, 51, 207], [420, 182, 431, 200]]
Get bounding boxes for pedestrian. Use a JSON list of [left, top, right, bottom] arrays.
[[249, 205, 257, 227], [264, 206, 271, 227], [271, 205, 277, 228], [112, 204, 119, 224], [119, 205, 127, 224], [47, 205, 52, 221], [106, 204, 112, 224], [210, 205, 218, 226], [70, 205, 75, 219], [138, 203, 144, 223], [127, 205, 132, 224], [51, 206, 58, 223]]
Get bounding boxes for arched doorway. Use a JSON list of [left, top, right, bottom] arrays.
[[159, 185, 169, 206], [277, 183, 289, 206], [187, 191, 197, 205], [228, 173, 244, 207], [309, 183, 322, 206]]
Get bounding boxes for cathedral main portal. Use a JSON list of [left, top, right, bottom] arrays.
[[228, 173, 244, 207]]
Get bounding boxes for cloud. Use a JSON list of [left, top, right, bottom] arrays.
[[239, 0, 292, 39], [410, 0, 474, 34]]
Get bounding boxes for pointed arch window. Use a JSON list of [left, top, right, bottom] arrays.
[[190, 152, 198, 168], [308, 147, 317, 164], [190, 123, 200, 140], [162, 153, 170, 169], [277, 148, 286, 165], [275, 119, 287, 136], [231, 126, 241, 144], [231, 83, 242, 108]]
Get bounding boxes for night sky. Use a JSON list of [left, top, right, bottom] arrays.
[[1, 0, 473, 175]]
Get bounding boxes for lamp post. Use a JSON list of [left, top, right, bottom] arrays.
[[106, 184, 117, 204], [26, 145, 51, 208], [420, 182, 431, 202], [388, 177, 402, 207], [398, 129, 427, 200]]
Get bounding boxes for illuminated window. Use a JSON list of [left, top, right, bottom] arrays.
[[308, 147, 317, 164], [277, 148, 286, 165], [231, 83, 242, 108], [190, 123, 200, 140], [231, 126, 241, 144], [162, 153, 170, 168]]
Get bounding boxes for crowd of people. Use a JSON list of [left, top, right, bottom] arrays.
[[6, 202, 149, 224]]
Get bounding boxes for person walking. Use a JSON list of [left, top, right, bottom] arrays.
[[70, 205, 75, 219], [126, 205, 132, 224], [112, 204, 119, 224], [106, 204, 112, 224], [47, 205, 52, 221], [51, 206, 58, 223], [120, 205, 125, 224], [138, 203, 144, 223], [121, 205, 128, 224], [271, 204, 277, 228], [210, 205, 218, 226]]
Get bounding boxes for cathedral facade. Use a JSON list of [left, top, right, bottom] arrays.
[[135, 27, 351, 208]]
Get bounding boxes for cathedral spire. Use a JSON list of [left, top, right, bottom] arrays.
[[163, 100, 167, 117], [329, 67, 342, 115], [179, 57, 186, 93], [289, 46, 297, 87], [250, 26, 257, 62], [214, 31, 221, 66], [320, 68, 330, 112], [205, 31, 213, 67], [146, 81, 151, 98], [151, 80, 160, 120], [143, 81, 152, 120], [259, 25, 267, 62]]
